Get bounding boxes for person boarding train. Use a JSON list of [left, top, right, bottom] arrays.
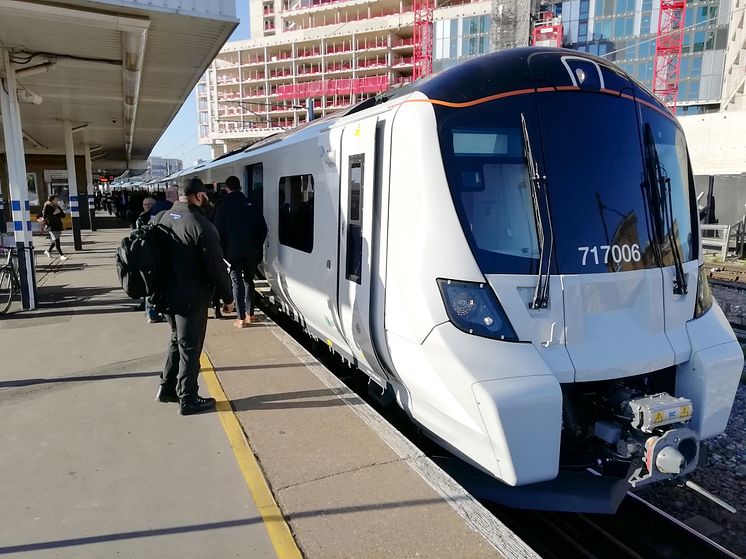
[[214, 175, 267, 328]]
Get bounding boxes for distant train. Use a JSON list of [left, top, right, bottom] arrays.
[[178, 47, 743, 512]]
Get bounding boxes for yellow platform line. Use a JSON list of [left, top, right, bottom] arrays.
[[200, 353, 303, 559]]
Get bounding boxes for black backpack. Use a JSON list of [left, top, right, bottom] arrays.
[[115, 224, 161, 300]]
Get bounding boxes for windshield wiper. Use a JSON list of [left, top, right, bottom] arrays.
[[642, 123, 688, 295], [521, 113, 553, 309]]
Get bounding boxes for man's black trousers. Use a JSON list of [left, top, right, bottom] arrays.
[[229, 256, 258, 320], [162, 307, 209, 399]]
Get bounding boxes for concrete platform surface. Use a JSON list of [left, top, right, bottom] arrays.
[[0, 229, 277, 559], [1, 227, 537, 559]]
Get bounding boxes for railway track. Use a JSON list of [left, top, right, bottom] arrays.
[[491, 493, 740, 559], [254, 286, 741, 559], [708, 279, 746, 342], [706, 263, 746, 285], [710, 278, 746, 291]]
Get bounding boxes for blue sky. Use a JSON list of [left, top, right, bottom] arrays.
[[151, 0, 250, 165]]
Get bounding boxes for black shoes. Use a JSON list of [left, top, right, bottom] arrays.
[[156, 387, 215, 415], [179, 395, 216, 415], [155, 385, 179, 403]]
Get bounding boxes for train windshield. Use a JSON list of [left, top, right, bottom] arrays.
[[436, 91, 696, 275]]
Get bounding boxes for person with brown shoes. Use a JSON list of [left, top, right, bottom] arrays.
[[150, 178, 233, 415], [214, 176, 267, 328]]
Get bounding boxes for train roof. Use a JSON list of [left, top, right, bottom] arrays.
[[403, 47, 666, 114]]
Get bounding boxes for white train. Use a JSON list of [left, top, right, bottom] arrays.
[[180, 48, 743, 511]]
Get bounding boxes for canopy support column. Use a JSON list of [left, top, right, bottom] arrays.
[[63, 120, 83, 251], [84, 144, 96, 231], [0, 48, 37, 309]]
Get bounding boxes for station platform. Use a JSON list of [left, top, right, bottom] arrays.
[[0, 227, 535, 558]]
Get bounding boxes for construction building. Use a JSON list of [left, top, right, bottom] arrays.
[[197, 0, 494, 156]]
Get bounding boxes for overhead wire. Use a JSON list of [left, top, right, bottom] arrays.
[[228, 99, 304, 109], [160, 132, 200, 159], [172, 142, 210, 163]]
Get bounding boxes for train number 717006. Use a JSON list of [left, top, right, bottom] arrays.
[[577, 244, 641, 266]]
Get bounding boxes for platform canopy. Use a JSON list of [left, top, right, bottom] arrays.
[[0, 0, 237, 170]]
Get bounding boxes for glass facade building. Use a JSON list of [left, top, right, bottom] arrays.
[[433, 14, 493, 72], [557, 0, 730, 112]]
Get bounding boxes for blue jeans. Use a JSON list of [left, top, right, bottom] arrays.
[[145, 299, 160, 321]]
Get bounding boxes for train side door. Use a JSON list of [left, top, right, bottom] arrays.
[[337, 118, 379, 377]]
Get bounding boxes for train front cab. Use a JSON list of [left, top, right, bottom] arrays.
[[381, 56, 742, 499]]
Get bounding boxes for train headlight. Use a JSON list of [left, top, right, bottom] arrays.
[[693, 265, 713, 319], [437, 279, 518, 341]]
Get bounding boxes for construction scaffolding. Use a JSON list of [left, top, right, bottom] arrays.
[[413, 0, 434, 79], [653, 0, 687, 112]]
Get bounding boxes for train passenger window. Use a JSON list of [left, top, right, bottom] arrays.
[[346, 154, 364, 284], [278, 174, 314, 253]]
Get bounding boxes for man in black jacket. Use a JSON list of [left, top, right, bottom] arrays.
[[151, 178, 233, 415], [214, 175, 267, 328]]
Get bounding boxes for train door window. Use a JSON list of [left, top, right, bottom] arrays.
[[346, 154, 364, 284], [278, 174, 314, 253], [246, 163, 264, 212], [246, 163, 263, 193]]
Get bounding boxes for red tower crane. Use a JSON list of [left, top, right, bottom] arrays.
[[652, 0, 687, 113], [413, 0, 434, 80]]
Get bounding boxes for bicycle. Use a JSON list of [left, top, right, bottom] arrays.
[[0, 245, 19, 315]]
